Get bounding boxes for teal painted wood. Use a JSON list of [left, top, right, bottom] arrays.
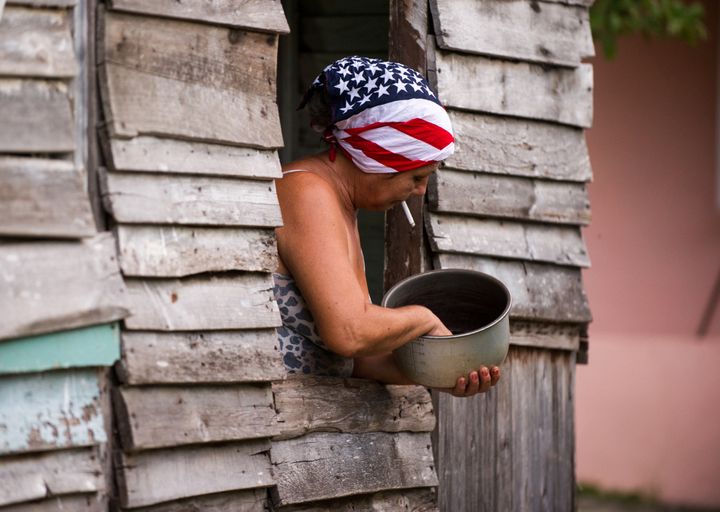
[[0, 368, 106, 454], [0, 322, 120, 375]]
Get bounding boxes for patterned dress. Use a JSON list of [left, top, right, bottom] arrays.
[[272, 272, 354, 377]]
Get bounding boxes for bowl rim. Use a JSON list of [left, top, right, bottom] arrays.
[[381, 268, 512, 341]]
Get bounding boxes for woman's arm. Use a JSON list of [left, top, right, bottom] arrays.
[[275, 172, 447, 358]]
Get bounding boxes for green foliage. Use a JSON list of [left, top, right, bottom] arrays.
[[590, 0, 708, 58]]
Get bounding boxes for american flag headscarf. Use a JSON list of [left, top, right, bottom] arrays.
[[299, 56, 455, 174]]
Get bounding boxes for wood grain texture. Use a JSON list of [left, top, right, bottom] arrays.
[[271, 432, 437, 506], [434, 347, 575, 511], [115, 384, 277, 450], [0, 6, 76, 77], [430, 0, 593, 67], [435, 253, 592, 324], [0, 448, 103, 506], [117, 440, 273, 508], [429, 169, 590, 225], [108, 0, 289, 33], [116, 225, 278, 277], [0, 157, 95, 238], [0, 495, 104, 512], [444, 109, 592, 182], [510, 320, 582, 351], [6, 0, 76, 6], [273, 376, 435, 440], [277, 488, 439, 512], [103, 135, 282, 179], [126, 489, 266, 512], [0, 370, 106, 455], [98, 9, 283, 148], [123, 275, 281, 331], [0, 233, 128, 341], [118, 330, 284, 385], [435, 50, 593, 128], [426, 213, 590, 267], [101, 172, 282, 228], [0, 79, 74, 153]]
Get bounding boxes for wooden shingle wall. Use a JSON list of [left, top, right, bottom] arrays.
[[0, 1, 128, 510], [426, 0, 594, 510], [96, 2, 288, 509]]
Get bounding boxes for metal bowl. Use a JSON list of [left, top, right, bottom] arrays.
[[381, 269, 512, 388]]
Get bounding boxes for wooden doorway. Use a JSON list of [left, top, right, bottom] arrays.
[[277, 0, 390, 304]]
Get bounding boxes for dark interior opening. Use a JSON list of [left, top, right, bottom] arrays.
[[277, 0, 390, 305]]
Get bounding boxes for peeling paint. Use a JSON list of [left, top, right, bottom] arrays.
[[0, 369, 106, 454]]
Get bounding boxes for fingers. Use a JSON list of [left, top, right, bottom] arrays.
[[446, 366, 500, 397], [451, 376, 467, 396], [490, 366, 501, 386]]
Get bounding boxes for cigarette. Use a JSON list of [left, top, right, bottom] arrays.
[[401, 201, 415, 228]]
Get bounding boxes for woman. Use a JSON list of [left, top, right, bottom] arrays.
[[273, 56, 500, 397]]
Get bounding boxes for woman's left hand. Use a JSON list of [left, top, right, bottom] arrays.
[[440, 366, 500, 397]]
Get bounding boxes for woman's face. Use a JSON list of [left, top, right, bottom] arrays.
[[360, 163, 439, 211]]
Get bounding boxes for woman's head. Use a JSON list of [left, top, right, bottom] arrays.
[[300, 56, 454, 175]]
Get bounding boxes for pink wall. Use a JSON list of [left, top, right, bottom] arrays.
[[576, 1, 720, 507], [583, 2, 720, 337]]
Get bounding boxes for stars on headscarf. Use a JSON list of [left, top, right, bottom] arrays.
[[314, 56, 439, 121]]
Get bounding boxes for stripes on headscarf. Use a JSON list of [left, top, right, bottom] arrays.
[[333, 98, 455, 174]]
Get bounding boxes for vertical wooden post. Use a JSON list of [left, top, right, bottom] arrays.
[[385, 0, 429, 291]]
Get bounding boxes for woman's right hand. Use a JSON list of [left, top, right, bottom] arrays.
[[425, 312, 452, 337]]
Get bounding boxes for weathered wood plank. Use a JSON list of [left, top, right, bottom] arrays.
[[0, 6, 75, 77], [117, 440, 273, 508], [118, 330, 284, 385], [126, 489, 266, 512], [0, 323, 120, 375], [116, 225, 278, 277], [98, 9, 283, 148], [108, 0, 289, 34], [6, 0, 76, 6], [0, 370, 105, 455], [436, 253, 592, 324], [277, 488, 439, 512], [435, 347, 575, 511], [429, 169, 590, 225], [0, 79, 74, 153], [435, 50, 593, 128], [0, 495, 104, 512], [124, 275, 281, 331], [102, 135, 282, 179], [430, 0, 593, 67], [101, 172, 282, 228], [273, 377, 434, 440], [444, 109, 592, 182], [271, 432, 437, 505], [0, 157, 95, 238], [0, 234, 128, 341], [510, 320, 581, 351], [0, 447, 103, 507], [115, 384, 277, 451], [426, 213, 590, 267]]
